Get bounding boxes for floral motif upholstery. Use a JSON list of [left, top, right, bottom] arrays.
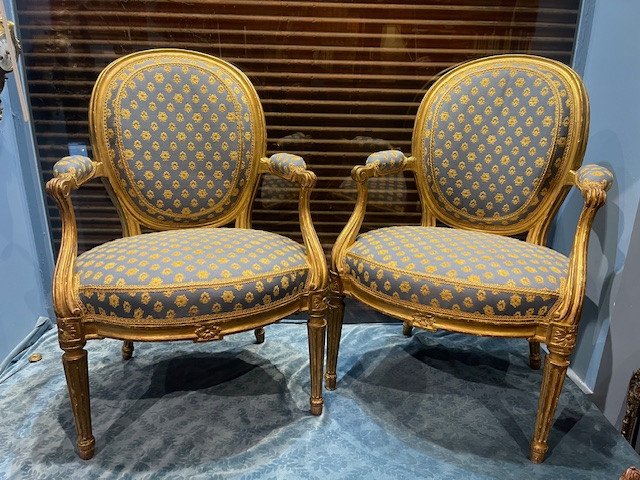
[[575, 164, 614, 191], [420, 59, 575, 228], [95, 52, 257, 225], [76, 228, 309, 321], [53, 155, 95, 183], [267, 153, 306, 177], [345, 226, 568, 321], [365, 150, 406, 175]]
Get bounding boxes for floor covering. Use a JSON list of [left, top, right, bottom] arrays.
[[0, 322, 637, 479]]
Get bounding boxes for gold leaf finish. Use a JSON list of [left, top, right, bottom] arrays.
[[47, 49, 328, 459], [326, 54, 610, 463]]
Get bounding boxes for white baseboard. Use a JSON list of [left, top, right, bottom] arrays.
[[567, 366, 593, 395]]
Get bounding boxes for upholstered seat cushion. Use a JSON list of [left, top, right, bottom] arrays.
[[345, 226, 568, 321], [76, 228, 309, 321]]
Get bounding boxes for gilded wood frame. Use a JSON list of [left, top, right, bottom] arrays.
[[46, 49, 328, 460], [326, 54, 607, 463]]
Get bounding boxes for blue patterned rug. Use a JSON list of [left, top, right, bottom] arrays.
[[0, 322, 637, 479]]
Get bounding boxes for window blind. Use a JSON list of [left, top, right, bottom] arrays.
[[17, 0, 580, 254]]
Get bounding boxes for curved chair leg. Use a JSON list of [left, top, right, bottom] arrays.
[[254, 327, 265, 344], [62, 345, 95, 459], [325, 291, 345, 391], [308, 291, 327, 415], [530, 349, 570, 463], [122, 341, 134, 360], [402, 320, 413, 337], [529, 340, 541, 370]]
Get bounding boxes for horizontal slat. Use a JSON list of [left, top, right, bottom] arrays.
[[21, 29, 575, 47], [21, 9, 577, 28], [24, 45, 573, 60], [22, 0, 577, 14]]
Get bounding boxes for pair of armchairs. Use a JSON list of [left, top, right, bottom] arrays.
[[48, 49, 612, 463]]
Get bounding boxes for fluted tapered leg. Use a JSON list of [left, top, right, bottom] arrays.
[[530, 351, 569, 463], [62, 347, 95, 459], [308, 291, 327, 415], [122, 341, 134, 360], [529, 340, 541, 370], [254, 327, 265, 344], [325, 291, 344, 390], [402, 320, 413, 337]]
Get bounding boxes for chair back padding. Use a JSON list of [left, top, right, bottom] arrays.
[[413, 55, 588, 233], [90, 49, 265, 228]]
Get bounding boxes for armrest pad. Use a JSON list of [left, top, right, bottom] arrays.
[[53, 155, 96, 184], [365, 150, 406, 175], [575, 164, 613, 192], [267, 153, 307, 177]]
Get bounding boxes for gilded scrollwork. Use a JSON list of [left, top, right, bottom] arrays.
[[411, 313, 437, 332], [193, 325, 224, 342], [328, 271, 343, 296], [57, 317, 84, 350], [308, 290, 328, 314], [546, 323, 578, 352]]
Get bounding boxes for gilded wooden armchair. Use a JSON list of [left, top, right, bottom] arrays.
[[326, 54, 613, 463], [46, 49, 328, 459]]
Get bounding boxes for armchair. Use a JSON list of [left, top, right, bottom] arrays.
[[326, 54, 612, 463], [46, 49, 328, 459]]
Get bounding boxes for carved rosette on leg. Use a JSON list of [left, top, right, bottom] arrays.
[[58, 316, 95, 460], [325, 272, 344, 390], [530, 322, 577, 463], [308, 290, 327, 415]]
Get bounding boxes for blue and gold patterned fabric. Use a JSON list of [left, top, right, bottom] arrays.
[[419, 58, 576, 228], [575, 164, 614, 191], [53, 155, 95, 183], [267, 153, 306, 177], [75, 228, 309, 321], [365, 150, 406, 174], [345, 226, 568, 321], [94, 51, 258, 225]]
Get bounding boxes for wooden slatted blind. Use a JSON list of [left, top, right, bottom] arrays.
[[17, 0, 580, 255]]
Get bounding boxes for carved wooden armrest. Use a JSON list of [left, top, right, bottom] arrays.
[[362, 149, 410, 177], [557, 164, 613, 323], [52, 155, 103, 189], [260, 153, 314, 187], [46, 156, 104, 319], [572, 164, 614, 209], [331, 151, 415, 272], [351, 150, 414, 182], [259, 154, 327, 291]]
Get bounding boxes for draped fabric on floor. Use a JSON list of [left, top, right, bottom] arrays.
[[0, 323, 636, 479]]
